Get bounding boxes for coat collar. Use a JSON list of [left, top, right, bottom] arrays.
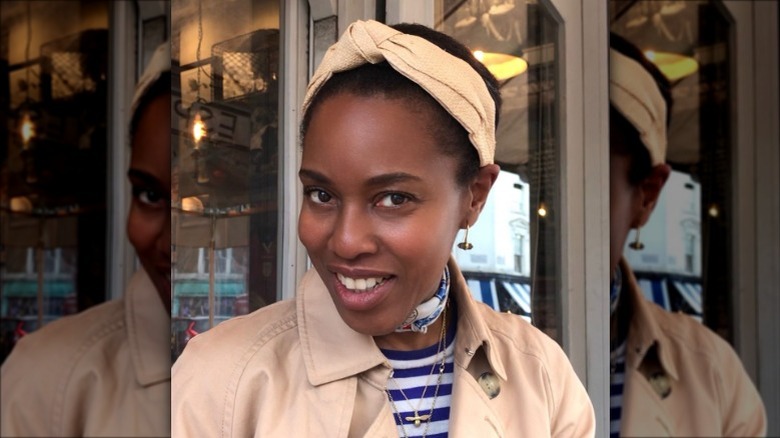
[[124, 268, 171, 387], [297, 267, 388, 386], [446, 259, 507, 381], [620, 259, 679, 380], [297, 258, 507, 386]]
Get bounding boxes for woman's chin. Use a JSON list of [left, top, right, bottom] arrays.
[[336, 309, 400, 337]]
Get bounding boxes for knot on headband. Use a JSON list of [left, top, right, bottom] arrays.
[[609, 48, 667, 166], [302, 20, 497, 166]]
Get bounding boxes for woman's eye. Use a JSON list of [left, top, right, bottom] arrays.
[[139, 190, 161, 205], [377, 193, 409, 207], [133, 188, 165, 207], [308, 189, 332, 204]]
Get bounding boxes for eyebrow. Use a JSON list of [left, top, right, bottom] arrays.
[[298, 169, 423, 187], [127, 169, 164, 189]]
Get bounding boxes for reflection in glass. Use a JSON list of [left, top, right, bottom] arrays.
[[171, 0, 282, 360], [436, 0, 562, 342], [611, 0, 733, 338], [1, 1, 109, 362]]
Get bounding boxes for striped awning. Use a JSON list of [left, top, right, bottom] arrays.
[[673, 281, 703, 314], [466, 278, 499, 311], [501, 281, 532, 314], [637, 278, 671, 311]]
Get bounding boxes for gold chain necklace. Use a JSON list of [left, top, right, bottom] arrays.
[[386, 307, 448, 437]]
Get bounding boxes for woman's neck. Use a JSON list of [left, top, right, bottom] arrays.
[[374, 306, 451, 351]]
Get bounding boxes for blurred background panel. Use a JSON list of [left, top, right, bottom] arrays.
[[170, 0, 284, 360], [0, 1, 170, 363]]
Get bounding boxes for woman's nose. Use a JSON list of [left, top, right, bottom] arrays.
[[328, 206, 378, 260]]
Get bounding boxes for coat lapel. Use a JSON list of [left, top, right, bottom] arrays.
[[619, 259, 677, 436], [448, 259, 506, 437], [362, 403, 400, 438], [621, 367, 675, 436], [449, 368, 505, 437]]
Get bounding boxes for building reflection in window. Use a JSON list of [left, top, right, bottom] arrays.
[[611, 0, 732, 337], [171, 0, 282, 360], [436, 0, 563, 342], [1, 1, 109, 362]]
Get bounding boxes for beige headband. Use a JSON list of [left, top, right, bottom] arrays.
[[609, 48, 667, 166], [131, 41, 171, 127], [301, 20, 496, 166]]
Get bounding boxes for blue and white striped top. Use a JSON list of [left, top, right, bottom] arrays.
[[382, 321, 456, 438], [610, 340, 627, 438]]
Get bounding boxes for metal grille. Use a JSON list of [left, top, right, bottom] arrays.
[[40, 30, 107, 101], [48, 52, 96, 99], [219, 51, 274, 100], [211, 29, 279, 101]]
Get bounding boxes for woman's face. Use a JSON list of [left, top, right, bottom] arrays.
[[127, 92, 171, 312], [609, 150, 639, 274], [299, 93, 472, 336]]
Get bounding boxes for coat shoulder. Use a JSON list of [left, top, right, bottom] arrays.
[[0, 299, 126, 436], [476, 302, 568, 364], [173, 299, 298, 373], [646, 301, 733, 360], [2, 299, 126, 379]]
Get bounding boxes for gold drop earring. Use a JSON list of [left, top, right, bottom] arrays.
[[628, 227, 645, 250], [457, 225, 474, 250]]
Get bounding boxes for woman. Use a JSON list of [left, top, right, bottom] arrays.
[[0, 42, 171, 437], [172, 21, 594, 437], [608, 34, 766, 437]]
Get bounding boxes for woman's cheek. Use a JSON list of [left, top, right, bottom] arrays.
[[127, 206, 154, 256], [298, 210, 325, 251]]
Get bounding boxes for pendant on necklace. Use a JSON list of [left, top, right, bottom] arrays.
[[405, 412, 431, 427]]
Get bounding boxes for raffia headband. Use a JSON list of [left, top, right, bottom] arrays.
[[609, 48, 667, 166], [301, 19, 497, 166]]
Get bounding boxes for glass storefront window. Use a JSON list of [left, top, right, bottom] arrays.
[[171, 0, 283, 360], [610, 0, 733, 339], [435, 0, 563, 342], [1, 1, 110, 362]]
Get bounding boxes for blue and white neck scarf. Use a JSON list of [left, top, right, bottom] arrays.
[[610, 265, 623, 315], [395, 266, 450, 333]]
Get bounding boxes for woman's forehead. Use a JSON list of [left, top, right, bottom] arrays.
[[301, 94, 460, 186], [304, 94, 437, 151]]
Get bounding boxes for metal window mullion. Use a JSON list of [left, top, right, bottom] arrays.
[[556, 0, 610, 435], [280, 0, 311, 301], [107, 1, 138, 300], [751, 1, 780, 434]]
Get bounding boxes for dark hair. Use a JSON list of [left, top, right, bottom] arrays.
[[609, 33, 672, 185], [130, 72, 172, 143], [301, 23, 502, 186]]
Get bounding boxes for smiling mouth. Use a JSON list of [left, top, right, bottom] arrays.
[[336, 273, 391, 293]]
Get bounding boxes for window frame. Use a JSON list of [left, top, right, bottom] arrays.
[[723, 2, 780, 433]]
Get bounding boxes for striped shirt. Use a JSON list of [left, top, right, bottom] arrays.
[[610, 340, 627, 438], [382, 320, 456, 438]]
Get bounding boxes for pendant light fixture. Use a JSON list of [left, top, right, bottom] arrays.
[[473, 49, 528, 81], [644, 49, 698, 82], [19, 2, 38, 184], [191, 0, 210, 184]]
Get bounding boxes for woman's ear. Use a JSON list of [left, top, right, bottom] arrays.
[[462, 164, 500, 227], [633, 163, 671, 228]]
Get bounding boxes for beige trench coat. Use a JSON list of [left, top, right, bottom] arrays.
[[172, 259, 594, 437], [618, 259, 766, 437], [0, 269, 171, 437]]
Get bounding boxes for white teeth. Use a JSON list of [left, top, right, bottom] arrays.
[[337, 273, 387, 292]]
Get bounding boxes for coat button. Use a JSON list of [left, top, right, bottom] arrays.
[[478, 372, 500, 399], [648, 371, 672, 399]]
